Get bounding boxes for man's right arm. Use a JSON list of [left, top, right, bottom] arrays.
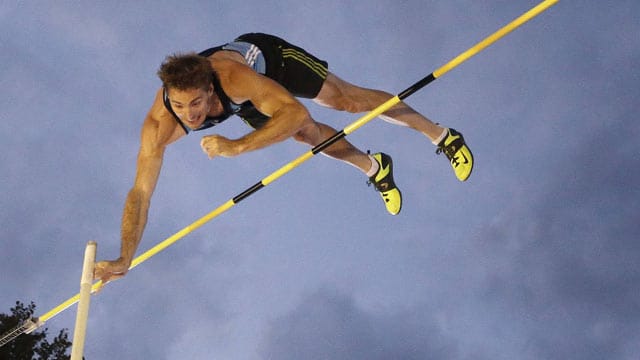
[[94, 89, 184, 285]]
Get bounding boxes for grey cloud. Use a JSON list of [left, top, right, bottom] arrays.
[[473, 115, 640, 360], [260, 287, 464, 360]]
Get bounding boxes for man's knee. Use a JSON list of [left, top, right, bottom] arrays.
[[293, 122, 320, 144]]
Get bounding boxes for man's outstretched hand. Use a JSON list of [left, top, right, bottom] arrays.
[[93, 257, 130, 290]]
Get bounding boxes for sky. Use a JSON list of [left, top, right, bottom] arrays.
[[1, 1, 639, 359]]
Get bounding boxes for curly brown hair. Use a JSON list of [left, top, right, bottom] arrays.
[[157, 52, 213, 91]]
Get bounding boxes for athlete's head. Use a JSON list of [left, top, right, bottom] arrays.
[[157, 52, 213, 91], [158, 53, 215, 129]]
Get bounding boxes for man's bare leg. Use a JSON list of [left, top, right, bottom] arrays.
[[293, 121, 373, 173], [312, 72, 473, 182], [293, 120, 402, 215], [313, 73, 447, 143]]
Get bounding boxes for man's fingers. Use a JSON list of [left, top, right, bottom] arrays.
[[94, 272, 125, 293], [93, 261, 108, 280], [200, 137, 213, 158], [93, 260, 128, 293]]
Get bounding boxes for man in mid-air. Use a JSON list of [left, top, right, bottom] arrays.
[[94, 32, 473, 284]]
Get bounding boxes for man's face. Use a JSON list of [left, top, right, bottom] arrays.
[[167, 85, 213, 129]]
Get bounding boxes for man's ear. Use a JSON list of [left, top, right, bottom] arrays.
[[208, 83, 214, 95]]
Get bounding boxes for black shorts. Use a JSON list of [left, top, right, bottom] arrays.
[[234, 33, 329, 98]]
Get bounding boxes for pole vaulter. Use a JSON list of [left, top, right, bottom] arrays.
[[0, 0, 559, 348]]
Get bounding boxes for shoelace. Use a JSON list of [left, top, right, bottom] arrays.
[[367, 179, 390, 192], [436, 138, 461, 161]]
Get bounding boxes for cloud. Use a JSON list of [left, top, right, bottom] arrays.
[[471, 114, 640, 360], [259, 287, 464, 360], [2, 2, 639, 359]]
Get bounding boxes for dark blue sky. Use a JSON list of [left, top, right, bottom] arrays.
[[1, 1, 639, 359]]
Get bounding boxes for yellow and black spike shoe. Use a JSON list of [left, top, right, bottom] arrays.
[[436, 128, 474, 181], [368, 152, 402, 215]]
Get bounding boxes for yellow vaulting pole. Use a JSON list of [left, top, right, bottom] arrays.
[[0, 0, 558, 347]]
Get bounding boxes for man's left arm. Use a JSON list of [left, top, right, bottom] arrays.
[[200, 60, 313, 158]]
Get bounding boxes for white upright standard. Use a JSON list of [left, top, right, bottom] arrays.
[[70, 241, 97, 360]]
